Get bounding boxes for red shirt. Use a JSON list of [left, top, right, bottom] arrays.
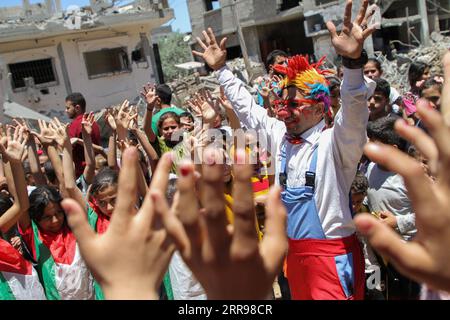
[[68, 114, 101, 178]]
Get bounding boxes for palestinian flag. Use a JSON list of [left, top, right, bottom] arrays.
[[19, 221, 95, 300], [0, 239, 46, 300]]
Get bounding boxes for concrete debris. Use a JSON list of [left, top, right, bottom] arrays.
[[0, 1, 161, 31], [377, 32, 450, 94], [168, 58, 262, 107]]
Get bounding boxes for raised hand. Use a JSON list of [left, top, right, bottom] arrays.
[[32, 119, 58, 146], [192, 28, 227, 71], [12, 118, 32, 143], [49, 118, 69, 147], [187, 96, 203, 118], [104, 108, 118, 131], [326, 0, 376, 59], [126, 106, 139, 131], [82, 112, 95, 136], [354, 100, 450, 292], [141, 83, 160, 111], [62, 149, 176, 300], [218, 86, 233, 111], [159, 148, 288, 299], [257, 85, 275, 101], [197, 89, 219, 123]]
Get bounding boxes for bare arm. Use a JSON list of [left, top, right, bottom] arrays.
[[26, 138, 47, 186], [131, 128, 159, 173], [108, 132, 118, 170], [44, 144, 68, 198], [50, 118, 86, 211], [0, 127, 31, 232], [141, 84, 160, 143], [13, 120, 46, 185], [81, 113, 96, 185]]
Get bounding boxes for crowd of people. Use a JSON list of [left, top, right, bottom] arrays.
[[1, 0, 450, 300]]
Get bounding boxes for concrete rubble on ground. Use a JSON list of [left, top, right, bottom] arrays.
[[375, 32, 450, 94], [168, 58, 263, 108]]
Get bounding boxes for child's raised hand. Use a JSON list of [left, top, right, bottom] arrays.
[[49, 118, 69, 147], [104, 108, 117, 131], [62, 149, 176, 300], [2, 126, 27, 163], [159, 148, 288, 299], [141, 83, 160, 111], [81, 112, 95, 136], [31, 119, 56, 146]]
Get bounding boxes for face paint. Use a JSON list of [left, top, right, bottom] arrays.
[[273, 98, 315, 121]]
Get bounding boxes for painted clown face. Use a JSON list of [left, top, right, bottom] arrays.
[[274, 86, 323, 134]]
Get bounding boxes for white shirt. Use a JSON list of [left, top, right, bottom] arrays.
[[365, 162, 416, 241], [218, 66, 375, 239]]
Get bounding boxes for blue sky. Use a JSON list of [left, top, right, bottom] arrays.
[[2, 0, 192, 33]]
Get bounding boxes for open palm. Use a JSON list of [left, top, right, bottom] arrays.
[[326, 0, 376, 59], [192, 28, 228, 71], [5, 126, 26, 162]]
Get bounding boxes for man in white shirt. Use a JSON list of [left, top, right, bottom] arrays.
[[193, 0, 376, 299]]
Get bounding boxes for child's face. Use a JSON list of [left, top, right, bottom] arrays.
[[421, 85, 441, 110], [94, 185, 118, 217], [368, 91, 389, 121], [363, 62, 382, 80], [351, 192, 366, 213], [38, 201, 65, 234]]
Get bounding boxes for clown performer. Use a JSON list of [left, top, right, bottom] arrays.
[[193, 0, 377, 300]]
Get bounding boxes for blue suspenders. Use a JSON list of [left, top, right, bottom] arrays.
[[279, 140, 319, 190]]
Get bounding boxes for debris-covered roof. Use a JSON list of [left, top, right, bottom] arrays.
[[0, 1, 172, 42]]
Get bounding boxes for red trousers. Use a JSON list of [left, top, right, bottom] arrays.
[[286, 234, 365, 300]]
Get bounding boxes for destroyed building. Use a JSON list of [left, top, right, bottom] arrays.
[[0, 0, 173, 122], [188, 0, 450, 69]]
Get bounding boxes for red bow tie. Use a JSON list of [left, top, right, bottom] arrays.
[[285, 134, 304, 145]]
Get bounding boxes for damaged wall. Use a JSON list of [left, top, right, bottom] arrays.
[[0, 26, 158, 118], [0, 0, 173, 118]]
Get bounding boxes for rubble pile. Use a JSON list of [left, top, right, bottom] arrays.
[[168, 58, 263, 108], [378, 32, 450, 94]]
